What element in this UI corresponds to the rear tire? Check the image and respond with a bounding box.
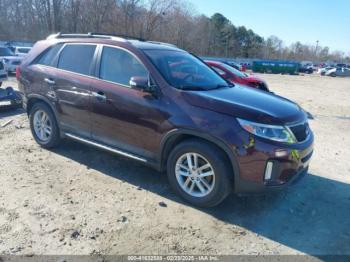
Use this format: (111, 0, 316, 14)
(167, 139, 232, 207)
(29, 102, 61, 148)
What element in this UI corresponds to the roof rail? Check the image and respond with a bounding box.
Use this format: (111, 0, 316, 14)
(146, 41, 177, 48)
(88, 32, 145, 41)
(46, 32, 145, 42)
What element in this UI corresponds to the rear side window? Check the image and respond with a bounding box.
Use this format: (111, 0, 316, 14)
(37, 43, 64, 66)
(58, 44, 96, 75)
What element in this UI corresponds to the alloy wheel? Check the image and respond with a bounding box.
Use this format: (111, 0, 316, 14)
(33, 110, 52, 142)
(175, 152, 215, 197)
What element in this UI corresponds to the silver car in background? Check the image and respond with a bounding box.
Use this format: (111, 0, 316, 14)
(325, 67, 350, 77)
(0, 46, 23, 74)
(14, 46, 31, 57)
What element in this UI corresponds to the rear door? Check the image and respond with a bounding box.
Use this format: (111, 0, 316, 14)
(37, 43, 97, 138)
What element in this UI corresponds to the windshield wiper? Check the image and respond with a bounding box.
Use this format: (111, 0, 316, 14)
(177, 86, 209, 91)
(177, 83, 234, 91)
(214, 83, 234, 89)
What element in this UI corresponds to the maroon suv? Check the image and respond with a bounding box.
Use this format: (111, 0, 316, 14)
(17, 33, 314, 207)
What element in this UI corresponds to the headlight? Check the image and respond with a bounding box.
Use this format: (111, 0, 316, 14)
(3, 58, 9, 64)
(237, 118, 296, 144)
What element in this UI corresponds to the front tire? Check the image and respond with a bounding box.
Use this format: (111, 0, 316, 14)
(167, 139, 232, 207)
(29, 102, 61, 148)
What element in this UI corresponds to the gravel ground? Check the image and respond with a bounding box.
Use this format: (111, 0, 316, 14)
(0, 74, 349, 256)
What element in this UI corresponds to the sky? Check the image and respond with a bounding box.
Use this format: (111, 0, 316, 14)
(189, 0, 350, 54)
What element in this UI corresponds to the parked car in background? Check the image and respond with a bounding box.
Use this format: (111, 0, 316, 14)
(0, 46, 23, 74)
(298, 64, 314, 74)
(224, 61, 242, 71)
(205, 60, 269, 91)
(318, 66, 335, 75)
(14, 46, 32, 57)
(0, 60, 8, 86)
(325, 67, 350, 77)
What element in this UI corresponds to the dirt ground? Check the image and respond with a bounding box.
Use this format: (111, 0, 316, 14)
(0, 74, 350, 256)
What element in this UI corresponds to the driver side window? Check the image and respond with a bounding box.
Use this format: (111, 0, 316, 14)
(99, 46, 148, 87)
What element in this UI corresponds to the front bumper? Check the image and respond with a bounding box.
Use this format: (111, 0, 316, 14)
(234, 132, 314, 195)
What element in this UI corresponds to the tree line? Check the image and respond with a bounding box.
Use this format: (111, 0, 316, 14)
(0, 0, 348, 63)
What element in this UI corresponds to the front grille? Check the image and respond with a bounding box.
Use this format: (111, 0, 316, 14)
(11, 61, 21, 65)
(289, 122, 309, 142)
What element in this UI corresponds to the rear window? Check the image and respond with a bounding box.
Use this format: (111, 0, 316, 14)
(37, 43, 64, 66)
(58, 44, 96, 75)
(17, 48, 30, 54)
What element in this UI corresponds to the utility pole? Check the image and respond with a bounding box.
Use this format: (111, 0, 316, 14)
(315, 40, 319, 60)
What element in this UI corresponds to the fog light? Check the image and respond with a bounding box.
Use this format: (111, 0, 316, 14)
(264, 161, 273, 180)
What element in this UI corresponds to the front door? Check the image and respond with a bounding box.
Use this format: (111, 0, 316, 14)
(89, 46, 166, 160)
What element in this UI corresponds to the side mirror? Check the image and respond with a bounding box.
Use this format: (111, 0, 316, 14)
(129, 76, 149, 90)
(129, 76, 157, 95)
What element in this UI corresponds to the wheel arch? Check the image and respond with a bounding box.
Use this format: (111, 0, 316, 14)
(27, 94, 58, 116)
(159, 129, 240, 182)
(26, 94, 61, 132)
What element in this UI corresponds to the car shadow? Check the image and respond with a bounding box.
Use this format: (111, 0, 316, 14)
(51, 139, 350, 256)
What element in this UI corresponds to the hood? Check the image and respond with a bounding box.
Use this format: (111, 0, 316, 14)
(183, 85, 306, 125)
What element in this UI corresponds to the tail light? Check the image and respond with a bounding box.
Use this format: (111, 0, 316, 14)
(16, 66, 21, 80)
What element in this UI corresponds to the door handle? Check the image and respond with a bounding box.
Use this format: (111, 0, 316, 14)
(44, 78, 55, 85)
(92, 91, 107, 102)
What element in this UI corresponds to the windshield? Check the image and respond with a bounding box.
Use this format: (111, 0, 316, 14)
(0, 47, 15, 56)
(144, 50, 228, 90)
(220, 63, 247, 78)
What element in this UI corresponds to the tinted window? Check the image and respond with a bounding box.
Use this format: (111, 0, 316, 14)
(0, 47, 14, 56)
(17, 48, 30, 54)
(99, 46, 148, 86)
(58, 44, 96, 75)
(37, 43, 64, 66)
